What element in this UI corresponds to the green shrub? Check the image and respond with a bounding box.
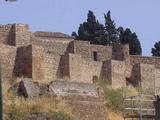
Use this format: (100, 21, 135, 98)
(106, 87, 123, 111)
(95, 80, 123, 112)
(5, 105, 26, 120)
(51, 111, 70, 120)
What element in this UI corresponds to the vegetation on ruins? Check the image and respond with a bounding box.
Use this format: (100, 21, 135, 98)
(151, 41, 160, 56)
(3, 81, 75, 120)
(118, 27, 142, 55)
(72, 10, 142, 55)
(104, 11, 119, 44)
(95, 80, 124, 112)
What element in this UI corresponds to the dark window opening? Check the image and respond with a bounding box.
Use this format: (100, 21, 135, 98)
(93, 51, 98, 61)
(126, 77, 135, 87)
(93, 76, 98, 83)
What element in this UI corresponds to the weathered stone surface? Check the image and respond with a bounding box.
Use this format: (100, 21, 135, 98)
(0, 44, 16, 81)
(49, 80, 99, 99)
(26, 113, 50, 120)
(0, 23, 160, 95)
(18, 78, 40, 98)
(49, 80, 106, 120)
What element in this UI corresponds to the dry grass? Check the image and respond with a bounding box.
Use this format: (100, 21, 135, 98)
(3, 81, 74, 120)
(107, 110, 123, 120)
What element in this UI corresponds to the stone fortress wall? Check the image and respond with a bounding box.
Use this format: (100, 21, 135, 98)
(1, 23, 160, 120)
(0, 23, 160, 93)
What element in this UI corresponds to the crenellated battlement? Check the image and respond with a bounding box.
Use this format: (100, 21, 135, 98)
(34, 31, 74, 39)
(0, 24, 13, 32)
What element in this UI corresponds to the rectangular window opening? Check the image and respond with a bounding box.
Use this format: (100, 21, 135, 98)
(93, 51, 98, 61)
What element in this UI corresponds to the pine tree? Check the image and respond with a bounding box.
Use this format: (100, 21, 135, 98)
(104, 11, 119, 44)
(151, 41, 160, 56)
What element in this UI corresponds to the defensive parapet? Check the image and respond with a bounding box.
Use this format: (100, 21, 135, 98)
(0, 23, 31, 47)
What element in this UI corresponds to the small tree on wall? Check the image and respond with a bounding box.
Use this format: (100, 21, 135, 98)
(151, 41, 160, 56)
(118, 27, 142, 55)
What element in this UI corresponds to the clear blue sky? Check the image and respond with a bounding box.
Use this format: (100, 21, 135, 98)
(0, 0, 160, 56)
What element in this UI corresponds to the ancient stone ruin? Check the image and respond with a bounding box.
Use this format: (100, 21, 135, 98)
(0, 23, 160, 91)
(0, 23, 160, 119)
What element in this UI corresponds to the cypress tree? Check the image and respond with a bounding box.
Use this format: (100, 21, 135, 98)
(119, 27, 142, 55)
(76, 10, 106, 44)
(104, 11, 119, 44)
(130, 33, 142, 55)
(151, 41, 160, 56)
(78, 24, 89, 41)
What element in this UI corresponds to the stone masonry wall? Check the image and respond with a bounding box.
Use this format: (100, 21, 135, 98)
(90, 44, 112, 61)
(14, 24, 31, 47)
(42, 54, 61, 83)
(32, 44, 63, 83)
(73, 40, 92, 60)
(130, 55, 160, 68)
(0, 24, 15, 45)
(31, 35, 71, 55)
(49, 81, 107, 120)
(32, 45, 45, 82)
(112, 44, 130, 62)
(68, 54, 103, 83)
(0, 44, 16, 81)
(139, 64, 156, 94)
(155, 69, 160, 93)
(0, 23, 159, 94)
(0, 24, 31, 47)
(14, 45, 32, 78)
(73, 40, 112, 61)
(31, 35, 72, 83)
(34, 31, 74, 39)
(32, 45, 61, 83)
(110, 60, 126, 89)
(100, 60, 112, 83)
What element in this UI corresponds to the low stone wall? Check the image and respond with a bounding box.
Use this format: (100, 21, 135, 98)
(49, 80, 107, 120)
(32, 36, 72, 55)
(34, 31, 74, 39)
(130, 55, 160, 68)
(49, 80, 99, 98)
